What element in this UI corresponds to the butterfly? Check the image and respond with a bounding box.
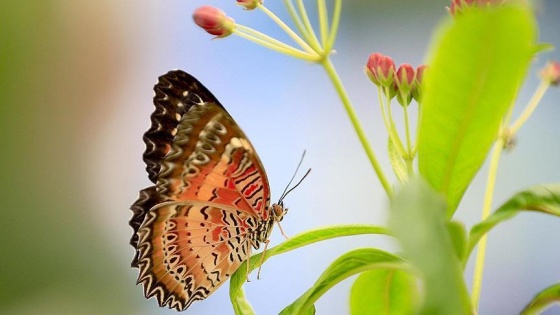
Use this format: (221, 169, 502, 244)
(129, 70, 288, 311)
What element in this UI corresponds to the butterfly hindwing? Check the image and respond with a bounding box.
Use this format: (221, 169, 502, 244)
(136, 202, 254, 310)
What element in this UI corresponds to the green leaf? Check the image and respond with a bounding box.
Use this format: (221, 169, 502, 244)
(418, 5, 538, 217)
(467, 184, 560, 259)
(389, 177, 472, 314)
(388, 137, 408, 183)
(229, 225, 391, 314)
(280, 248, 408, 315)
(447, 220, 468, 264)
(521, 283, 560, 315)
(230, 287, 256, 315)
(350, 269, 418, 315)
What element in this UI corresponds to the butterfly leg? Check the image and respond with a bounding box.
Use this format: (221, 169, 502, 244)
(276, 221, 289, 239)
(245, 239, 252, 282)
(256, 239, 270, 280)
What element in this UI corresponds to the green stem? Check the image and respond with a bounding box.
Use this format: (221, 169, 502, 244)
(509, 80, 549, 136)
(402, 103, 414, 174)
(411, 102, 420, 157)
(377, 87, 405, 158)
(283, 0, 309, 41)
(326, 0, 341, 53)
(385, 90, 405, 155)
(234, 26, 319, 61)
(471, 135, 505, 310)
(294, 0, 323, 52)
(402, 103, 413, 156)
(316, 0, 329, 47)
(322, 58, 392, 196)
(258, 4, 315, 54)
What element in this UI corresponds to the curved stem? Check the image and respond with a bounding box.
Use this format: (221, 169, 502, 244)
(294, 0, 323, 52)
(411, 103, 421, 157)
(403, 104, 413, 156)
(402, 104, 414, 173)
(385, 91, 405, 155)
(234, 26, 319, 61)
(258, 4, 315, 54)
(316, 0, 329, 47)
(326, 0, 341, 53)
(283, 0, 308, 40)
(321, 58, 393, 196)
(471, 135, 504, 310)
(509, 80, 549, 136)
(378, 87, 405, 158)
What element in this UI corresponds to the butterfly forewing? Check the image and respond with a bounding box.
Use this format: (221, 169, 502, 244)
(130, 70, 273, 311)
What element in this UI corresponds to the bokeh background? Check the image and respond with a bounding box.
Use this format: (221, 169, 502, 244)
(1, 0, 559, 314)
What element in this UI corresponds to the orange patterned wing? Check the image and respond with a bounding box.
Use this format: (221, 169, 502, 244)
(130, 70, 272, 311)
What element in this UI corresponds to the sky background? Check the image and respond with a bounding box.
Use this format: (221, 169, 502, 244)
(1, 1, 560, 314)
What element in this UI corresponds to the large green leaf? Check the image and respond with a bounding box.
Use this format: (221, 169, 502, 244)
(521, 283, 560, 315)
(280, 248, 408, 315)
(350, 269, 418, 315)
(389, 177, 472, 314)
(466, 184, 560, 260)
(447, 220, 468, 264)
(418, 5, 538, 217)
(229, 225, 391, 314)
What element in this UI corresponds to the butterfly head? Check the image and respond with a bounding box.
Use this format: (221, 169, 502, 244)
(271, 201, 288, 222)
(254, 202, 287, 244)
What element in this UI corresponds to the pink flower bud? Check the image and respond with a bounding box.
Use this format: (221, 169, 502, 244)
(366, 53, 396, 87)
(395, 64, 416, 107)
(193, 6, 235, 38)
(415, 65, 427, 85)
(396, 64, 415, 89)
(448, 0, 503, 16)
(237, 0, 262, 10)
(540, 61, 560, 86)
(412, 65, 428, 102)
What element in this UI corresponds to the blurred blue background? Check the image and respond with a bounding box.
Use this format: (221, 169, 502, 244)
(1, 0, 559, 314)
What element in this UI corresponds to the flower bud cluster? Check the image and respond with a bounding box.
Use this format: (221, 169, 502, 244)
(448, 0, 504, 16)
(366, 53, 427, 106)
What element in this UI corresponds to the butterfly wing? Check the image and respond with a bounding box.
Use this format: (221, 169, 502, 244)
(130, 70, 222, 264)
(130, 70, 271, 311)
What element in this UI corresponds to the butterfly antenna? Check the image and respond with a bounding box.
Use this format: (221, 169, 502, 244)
(278, 151, 311, 204)
(279, 168, 311, 204)
(278, 150, 306, 202)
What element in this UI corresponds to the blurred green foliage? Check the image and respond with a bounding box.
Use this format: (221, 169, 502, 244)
(0, 2, 137, 314)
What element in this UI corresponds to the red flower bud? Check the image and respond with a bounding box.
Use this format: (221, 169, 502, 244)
(366, 53, 396, 87)
(237, 0, 262, 10)
(193, 6, 235, 38)
(448, 0, 503, 16)
(395, 64, 416, 107)
(412, 65, 428, 102)
(396, 64, 415, 89)
(415, 65, 427, 85)
(540, 61, 560, 86)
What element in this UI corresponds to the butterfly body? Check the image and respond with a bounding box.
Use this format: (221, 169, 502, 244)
(130, 70, 283, 311)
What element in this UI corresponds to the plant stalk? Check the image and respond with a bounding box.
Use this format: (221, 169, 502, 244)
(471, 136, 505, 310)
(321, 58, 393, 196)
